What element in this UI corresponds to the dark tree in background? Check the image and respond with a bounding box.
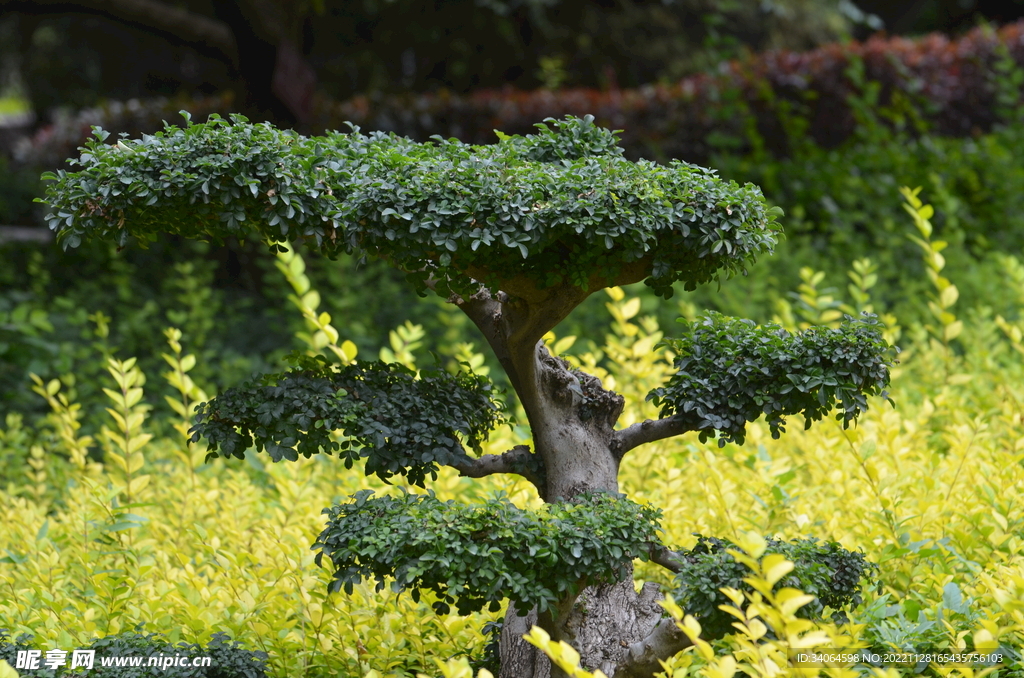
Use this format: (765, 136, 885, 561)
(0, 0, 316, 126)
(856, 0, 1024, 34)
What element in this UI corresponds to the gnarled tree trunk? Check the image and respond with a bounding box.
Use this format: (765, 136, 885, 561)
(446, 280, 695, 677)
(485, 331, 689, 677)
(500, 574, 677, 678)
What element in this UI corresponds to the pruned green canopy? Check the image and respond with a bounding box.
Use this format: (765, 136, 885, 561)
(649, 313, 895, 446)
(313, 489, 662, 616)
(190, 357, 507, 487)
(41, 113, 781, 298)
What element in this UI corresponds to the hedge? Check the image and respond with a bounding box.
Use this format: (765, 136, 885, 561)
(12, 22, 1024, 171)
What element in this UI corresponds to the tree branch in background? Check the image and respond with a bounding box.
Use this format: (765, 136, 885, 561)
(0, 226, 54, 243)
(0, 0, 238, 65)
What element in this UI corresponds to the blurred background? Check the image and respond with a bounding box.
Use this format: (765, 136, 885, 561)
(3, 0, 1024, 427)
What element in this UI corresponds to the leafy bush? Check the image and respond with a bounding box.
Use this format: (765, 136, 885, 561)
(710, 104, 1024, 310)
(41, 113, 780, 299)
(670, 535, 877, 640)
(650, 312, 894, 445)
(192, 358, 508, 486)
(314, 490, 661, 616)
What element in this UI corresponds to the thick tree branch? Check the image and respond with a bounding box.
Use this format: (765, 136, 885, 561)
(508, 287, 590, 358)
(449, 444, 544, 490)
(612, 413, 698, 458)
(1, 0, 238, 64)
(451, 287, 507, 352)
(438, 282, 526, 397)
(648, 544, 685, 574)
(486, 253, 653, 392)
(615, 617, 693, 678)
(462, 264, 590, 355)
(437, 274, 588, 419)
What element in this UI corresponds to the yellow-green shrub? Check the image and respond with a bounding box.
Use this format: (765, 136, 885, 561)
(0, 321, 522, 676)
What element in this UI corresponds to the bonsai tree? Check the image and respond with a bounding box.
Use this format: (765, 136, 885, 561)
(41, 114, 894, 677)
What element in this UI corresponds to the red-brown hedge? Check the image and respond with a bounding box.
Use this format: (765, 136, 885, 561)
(14, 22, 1024, 169)
(312, 21, 1024, 163)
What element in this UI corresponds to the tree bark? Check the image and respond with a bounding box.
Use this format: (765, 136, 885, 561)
(526, 345, 622, 501)
(458, 280, 691, 677)
(500, 602, 550, 678)
(496, 343, 684, 676)
(500, 570, 677, 678)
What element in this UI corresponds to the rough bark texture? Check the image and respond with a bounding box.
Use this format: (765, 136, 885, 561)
(457, 279, 691, 677)
(499, 572, 672, 678)
(500, 602, 549, 678)
(530, 348, 623, 501)
(492, 345, 685, 677)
